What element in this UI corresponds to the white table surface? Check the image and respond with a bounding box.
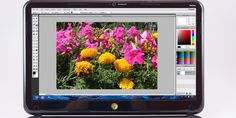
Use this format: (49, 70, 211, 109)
(0, 0, 236, 117)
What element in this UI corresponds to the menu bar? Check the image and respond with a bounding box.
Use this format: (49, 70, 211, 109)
(32, 8, 196, 14)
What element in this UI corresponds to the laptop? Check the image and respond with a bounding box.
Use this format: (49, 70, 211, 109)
(23, 0, 204, 117)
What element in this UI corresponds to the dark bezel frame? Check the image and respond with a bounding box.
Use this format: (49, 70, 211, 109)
(23, 0, 204, 115)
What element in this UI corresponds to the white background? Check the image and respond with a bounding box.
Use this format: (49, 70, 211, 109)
(0, 0, 236, 117)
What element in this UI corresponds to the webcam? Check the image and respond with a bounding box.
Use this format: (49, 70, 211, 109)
(112, 2, 116, 7)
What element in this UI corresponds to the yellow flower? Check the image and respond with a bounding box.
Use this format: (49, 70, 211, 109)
(108, 38, 113, 44)
(143, 40, 155, 54)
(119, 78, 135, 89)
(99, 34, 105, 40)
(80, 48, 98, 59)
(94, 36, 98, 41)
(74, 61, 93, 76)
(114, 59, 132, 73)
(98, 52, 116, 64)
(108, 38, 115, 48)
(152, 32, 158, 39)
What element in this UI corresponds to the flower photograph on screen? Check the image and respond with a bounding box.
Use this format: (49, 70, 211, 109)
(56, 22, 158, 89)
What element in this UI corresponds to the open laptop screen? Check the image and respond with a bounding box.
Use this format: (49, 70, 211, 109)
(31, 8, 197, 101)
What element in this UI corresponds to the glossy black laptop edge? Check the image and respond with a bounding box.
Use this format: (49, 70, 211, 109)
(23, 0, 204, 116)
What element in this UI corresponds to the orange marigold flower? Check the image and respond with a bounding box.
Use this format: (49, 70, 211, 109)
(114, 59, 132, 73)
(80, 48, 98, 59)
(74, 61, 93, 76)
(119, 78, 135, 89)
(98, 52, 116, 64)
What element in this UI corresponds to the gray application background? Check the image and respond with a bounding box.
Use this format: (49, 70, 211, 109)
(39, 15, 176, 95)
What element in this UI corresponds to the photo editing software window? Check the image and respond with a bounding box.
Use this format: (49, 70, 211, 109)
(31, 8, 196, 99)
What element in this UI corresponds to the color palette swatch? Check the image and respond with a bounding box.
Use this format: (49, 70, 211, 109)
(178, 30, 195, 45)
(191, 30, 195, 45)
(176, 51, 196, 64)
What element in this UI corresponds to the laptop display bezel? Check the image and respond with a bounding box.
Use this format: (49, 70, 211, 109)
(24, 1, 204, 115)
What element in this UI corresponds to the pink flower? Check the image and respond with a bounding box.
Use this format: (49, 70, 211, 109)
(86, 22, 93, 25)
(79, 23, 93, 41)
(113, 27, 125, 44)
(120, 43, 133, 54)
(98, 32, 110, 42)
(102, 40, 113, 49)
(75, 55, 81, 62)
(64, 29, 75, 39)
(56, 37, 78, 54)
(56, 23, 78, 54)
(56, 30, 64, 39)
(127, 26, 139, 37)
(99, 32, 114, 49)
(152, 55, 158, 70)
(85, 40, 98, 50)
(141, 31, 157, 51)
(120, 43, 137, 54)
(127, 26, 141, 41)
(124, 49, 145, 65)
(141, 31, 151, 44)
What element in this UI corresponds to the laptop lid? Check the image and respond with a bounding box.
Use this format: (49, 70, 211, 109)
(24, 0, 204, 115)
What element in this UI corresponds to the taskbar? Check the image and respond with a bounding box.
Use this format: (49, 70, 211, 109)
(32, 95, 196, 101)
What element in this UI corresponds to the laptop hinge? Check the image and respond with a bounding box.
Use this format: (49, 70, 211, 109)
(186, 113, 195, 118)
(33, 114, 42, 118)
